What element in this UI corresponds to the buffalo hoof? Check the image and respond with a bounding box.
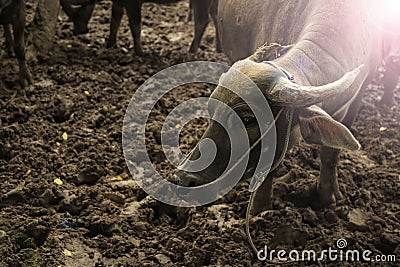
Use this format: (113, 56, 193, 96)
(134, 44, 143, 56)
(6, 48, 14, 58)
(248, 177, 274, 215)
(19, 68, 33, 88)
(188, 44, 198, 55)
(250, 197, 272, 216)
(312, 186, 340, 210)
(0, 80, 7, 91)
(105, 39, 117, 49)
(380, 93, 394, 107)
(19, 76, 33, 89)
(216, 42, 222, 53)
(185, 51, 197, 62)
(73, 23, 89, 35)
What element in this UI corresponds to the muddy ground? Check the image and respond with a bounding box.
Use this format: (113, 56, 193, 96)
(0, 1, 399, 266)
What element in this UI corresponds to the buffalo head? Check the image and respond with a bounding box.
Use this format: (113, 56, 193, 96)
(174, 58, 363, 202)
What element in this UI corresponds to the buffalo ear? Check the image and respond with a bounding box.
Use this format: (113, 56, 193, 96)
(298, 105, 360, 150)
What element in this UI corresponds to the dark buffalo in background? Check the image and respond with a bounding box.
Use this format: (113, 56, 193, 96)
(60, 0, 220, 55)
(59, 0, 96, 35)
(0, 0, 32, 87)
(381, 35, 400, 106)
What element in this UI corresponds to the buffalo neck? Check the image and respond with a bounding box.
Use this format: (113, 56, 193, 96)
(270, 0, 381, 87)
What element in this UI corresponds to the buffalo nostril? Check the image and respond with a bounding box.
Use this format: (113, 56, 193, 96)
(73, 25, 89, 35)
(173, 171, 206, 188)
(176, 186, 190, 198)
(170, 174, 184, 186)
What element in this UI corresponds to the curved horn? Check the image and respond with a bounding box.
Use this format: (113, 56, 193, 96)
(267, 64, 365, 107)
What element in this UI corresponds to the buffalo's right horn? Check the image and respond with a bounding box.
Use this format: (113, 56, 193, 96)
(267, 64, 365, 107)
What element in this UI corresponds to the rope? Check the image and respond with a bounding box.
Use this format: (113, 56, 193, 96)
(245, 108, 295, 265)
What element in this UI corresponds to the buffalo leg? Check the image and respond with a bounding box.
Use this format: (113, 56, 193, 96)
(78, 4, 96, 33)
(187, 0, 192, 22)
(381, 67, 397, 106)
(60, 0, 95, 35)
(317, 146, 341, 207)
(250, 176, 273, 215)
(12, 4, 32, 87)
(60, 0, 84, 34)
(189, 0, 211, 53)
(106, 1, 124, 48)
(125, 1, 143, 55)
(209, 0, 221, 52)
(3, 24, 14, 57)
(60, 0, 76, 20)
(316, 77, 371, 207)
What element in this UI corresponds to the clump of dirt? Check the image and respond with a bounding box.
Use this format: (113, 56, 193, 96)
(0, 0, 399, 266)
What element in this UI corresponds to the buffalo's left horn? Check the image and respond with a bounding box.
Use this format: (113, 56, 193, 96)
(267, 64, 365, 107)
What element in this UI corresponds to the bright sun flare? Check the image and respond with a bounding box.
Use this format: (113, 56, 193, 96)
(373, 0, 400, 33)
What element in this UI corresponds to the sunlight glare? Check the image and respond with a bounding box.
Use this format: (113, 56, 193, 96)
(375, 0, 400, 34)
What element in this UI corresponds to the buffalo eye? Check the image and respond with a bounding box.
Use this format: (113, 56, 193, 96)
(242, 116, 257, 128)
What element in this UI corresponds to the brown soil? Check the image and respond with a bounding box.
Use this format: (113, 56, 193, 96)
(0, 1, 399, 266)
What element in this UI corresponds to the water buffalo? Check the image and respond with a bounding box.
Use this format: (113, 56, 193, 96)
(60, 0, 220, 55)
(381, 35, 400, 106)
(175, 0, 386, 214)
(381, 55, 399, 106)
(59, 0, 96, 36)
(0, 0, 32, 87)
